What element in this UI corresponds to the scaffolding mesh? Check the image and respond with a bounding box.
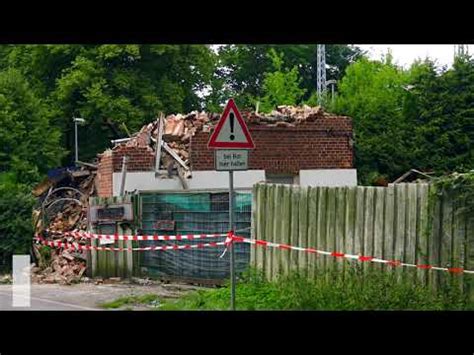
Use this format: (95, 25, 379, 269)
(139, 191, 252, 281)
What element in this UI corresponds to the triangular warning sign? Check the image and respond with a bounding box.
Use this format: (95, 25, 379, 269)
(208, 99, 255, 149)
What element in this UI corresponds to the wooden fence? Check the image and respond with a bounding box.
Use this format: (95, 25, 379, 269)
(250, 183, 474, 296)
(88, 195, 139, 278)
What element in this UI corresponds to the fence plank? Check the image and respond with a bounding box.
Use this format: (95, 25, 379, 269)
(363, 188, 375, 273)
(373, 187, 385, 271)
(416, 184, 430, 285)
(256, 184, 266, 274)
(326, 187, 337, 271)
(298, 187, 309, 275)
(353, 187, 365, 259)
(393, 184, 407, 281)
(281, 185, 292, 276)
(290, 186, 300, 272)
(264, 184, 275, 280)
(250, 184, 258, 268)
(383, 186, 395, 263)
(345, 187, 356, 256)
(452, 193, 465, 292)
(308, 187, 318, 278)
(317, 187, 327, 272)
(405, 183, 418, 281)
(394, 184, 407, 264)
(429, 185, 442, 292)
(440, 191, 453, 289)
(335, 187, 346, 272)
(272, 184, 283, 279)
(344, 187, 357, 273)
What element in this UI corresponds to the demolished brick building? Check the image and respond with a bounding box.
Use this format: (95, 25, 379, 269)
(96, 105, 356, 197)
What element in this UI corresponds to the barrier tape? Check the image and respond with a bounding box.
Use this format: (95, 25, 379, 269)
(227, 235, 474, 275)
(42, 229, 228, 241)
(36, 230, 474, 275)
(34, 237, 226, 252)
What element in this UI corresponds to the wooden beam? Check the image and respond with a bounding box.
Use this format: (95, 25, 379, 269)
(162, 141, 189, 171)
(155, 114, 164, 176)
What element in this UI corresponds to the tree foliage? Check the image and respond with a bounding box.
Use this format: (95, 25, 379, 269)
(332, 53, 474, 184)
(331, 55, 412, 183)
(258, 49, 306, 113)
(0, 68, 64, 184)
(0, 44, 216, 163)
(0, 175, 35, 270)
(214, 44, 364, 109)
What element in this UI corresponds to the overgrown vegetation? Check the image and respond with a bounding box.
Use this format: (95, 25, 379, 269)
(0, 176, 35, 271)
(159, 268, 473, 310)
(100, 293, 161, 309)
(430, 171, 474, 218)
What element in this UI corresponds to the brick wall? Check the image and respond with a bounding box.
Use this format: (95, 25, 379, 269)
(96, 145, 156, 197)
(190, 116, 354, 174)
(95, 115, 354, 197)
(96, 150, 113, 197)
(111, 145, 155, 172)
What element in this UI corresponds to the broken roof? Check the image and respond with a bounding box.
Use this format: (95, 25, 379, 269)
(108, 105, 347, 172)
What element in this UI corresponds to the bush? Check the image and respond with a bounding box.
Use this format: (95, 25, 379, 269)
(159, 266, 473, 310)
(0, 177, 35, 271)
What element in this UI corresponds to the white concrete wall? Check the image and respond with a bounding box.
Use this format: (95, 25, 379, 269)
(113, 170, 266, 195)
(299, 169, 357, 187)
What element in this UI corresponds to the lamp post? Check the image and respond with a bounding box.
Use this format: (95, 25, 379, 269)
(73, 117, 86, 164)
(326, 80, 337, 105)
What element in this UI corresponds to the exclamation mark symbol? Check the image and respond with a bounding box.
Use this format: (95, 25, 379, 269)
(229, 112, 235, 140)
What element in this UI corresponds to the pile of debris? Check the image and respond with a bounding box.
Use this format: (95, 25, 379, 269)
(112, 105, 333, 169)
(31, 164, 96, 285)
(246, 105, 335, 127)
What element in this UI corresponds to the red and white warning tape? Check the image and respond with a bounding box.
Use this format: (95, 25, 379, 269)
(43, 229, 228, 241)
(225, 235, 474, 275)
(34, 237, 225, 252)
(36, 230, 474, 275)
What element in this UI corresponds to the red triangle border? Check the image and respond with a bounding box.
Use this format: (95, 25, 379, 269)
(207, 98, 255, 149)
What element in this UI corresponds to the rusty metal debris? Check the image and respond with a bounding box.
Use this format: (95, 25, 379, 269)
(32, 166, 95, 285)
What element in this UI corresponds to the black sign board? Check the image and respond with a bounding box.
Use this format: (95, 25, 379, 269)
(97, 206, 125, 220)
(155, 220, 175, 231)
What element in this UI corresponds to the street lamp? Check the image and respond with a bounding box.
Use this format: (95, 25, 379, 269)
(326, 80, 337, 105)
(73, 117, 86, 164)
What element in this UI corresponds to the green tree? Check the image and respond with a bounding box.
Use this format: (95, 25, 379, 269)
(258, 49, 306, 112)
(0, 44, 216, 163)
(332, 54, 413, 184)
(213, 44, 365, 109)
(0, 68, 64, 184)
(406, 55, 474, 173)
(0, 175, 35, 271)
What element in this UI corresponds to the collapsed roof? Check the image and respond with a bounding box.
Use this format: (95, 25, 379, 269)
(109, 105, 345, 172)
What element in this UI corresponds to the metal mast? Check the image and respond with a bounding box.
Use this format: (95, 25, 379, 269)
(317, 44, 327, 106)
(454, 45, 469, 58)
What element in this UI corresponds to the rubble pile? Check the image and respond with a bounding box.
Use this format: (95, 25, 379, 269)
(113, 105, 332, 166)
(32, 166, 95, 285)
(246, 105, 335, 127)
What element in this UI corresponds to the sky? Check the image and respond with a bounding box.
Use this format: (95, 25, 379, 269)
(356, 45, 473, 69)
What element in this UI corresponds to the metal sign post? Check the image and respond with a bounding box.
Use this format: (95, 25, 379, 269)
(207, 98, 255, 311)
(229, 170, 236, 310)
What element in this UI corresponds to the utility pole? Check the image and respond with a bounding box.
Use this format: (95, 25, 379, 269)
(72, 117, 86, 164)
(317, 44, 327, 106)
(454, 45, 469, 59)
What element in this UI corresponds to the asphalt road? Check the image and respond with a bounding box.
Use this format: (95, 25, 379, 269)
(0, 282, 198, 310)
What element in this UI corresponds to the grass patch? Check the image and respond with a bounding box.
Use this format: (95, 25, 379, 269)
(100, 293, 160, 309)
(159, 267, 474, 310)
